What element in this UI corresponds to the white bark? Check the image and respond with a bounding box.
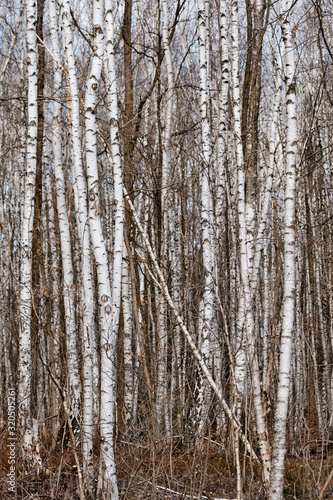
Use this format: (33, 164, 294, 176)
(18, 0, 38, 464)
(197, 0, 215, 435)
(269, 0, 298, 495)
(60, 0, 95, 481)
(216, 0, 229, 231)
(96, 2, 123, 497)
(84, 0, 108, 489)
(155, 0, 175, 438)
(251, 51, 282, 288)
(231, 0, 271, 483)
(49, 0, 81, 415)
(262, 243, 270, 384)
(122, 244, 134, 424)
(45, 160, 62, 439)
(170, 196, 182, 429)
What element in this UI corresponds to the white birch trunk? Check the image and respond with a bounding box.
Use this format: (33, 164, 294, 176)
(262, 243, 270, 385)
(60, 0, 95, 481)
(251, 52, 282, 287)
(170, 196, 182, 430)
(216, 0, 229, 231)
(154, 0, 175, 438)
(45, 161, 62, 440)
(83, 0, 107, 489)
(49, 0, 81, 416)
(294, 254, 304, 432)
(96, 2, 123, 497)
(197, 0, 215, 436)
(231, 0, 271, 483)
(122, 244, 134, 424)
(214, 0, 229, 432)
(18, 0, 40, 468)
(269, 0, 298, 494)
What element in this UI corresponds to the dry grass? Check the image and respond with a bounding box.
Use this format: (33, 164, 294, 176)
(1, 427, 333, 499)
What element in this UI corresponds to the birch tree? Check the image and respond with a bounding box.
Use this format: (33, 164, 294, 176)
(49, 0, 81, 416)
(2, 0, 333, 497)
(231, 0, 271, 484)
(95, 1, 124, 497)
(18, 0, 41, 469)
(197, 0, 216, 436)
(269, 0, 298, 495)
(60, 0, 96, 485)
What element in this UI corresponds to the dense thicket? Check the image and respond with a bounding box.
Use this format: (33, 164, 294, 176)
(1, 0, 333, 498)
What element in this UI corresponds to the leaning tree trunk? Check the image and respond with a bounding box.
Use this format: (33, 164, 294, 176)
(155, 0, 175, 439)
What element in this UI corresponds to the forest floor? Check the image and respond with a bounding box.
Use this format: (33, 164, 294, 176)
(1, 433, 333, 499)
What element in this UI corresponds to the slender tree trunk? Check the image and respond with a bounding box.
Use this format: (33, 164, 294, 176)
(269, 0, 298, 494)
(122, 244, 134, 424)
(60, 0, 95, 486)
(18, 0, 42, 470)
(96, 3, 124, 497)
(231, 0, 271, 484)
(30, 0, 44, 445)
(49, 0, 81, 416)
(197, 0, 215, 438)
